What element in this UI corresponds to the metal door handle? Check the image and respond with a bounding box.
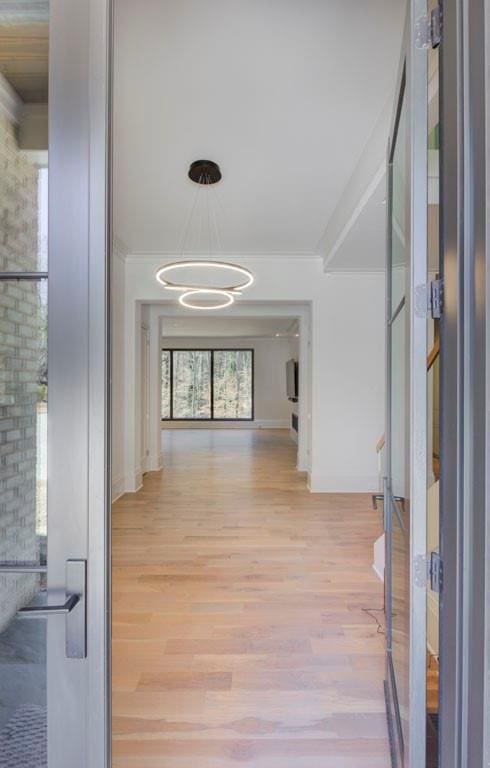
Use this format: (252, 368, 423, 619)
(15, 560, 87, 659)
(0, 563, 47, 573)
(18, 593, 80, 617)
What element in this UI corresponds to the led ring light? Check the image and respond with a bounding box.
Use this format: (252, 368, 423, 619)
(155, 162, 255, 310)
(179, 289, 235, 310)
(155, 260, 254, 293)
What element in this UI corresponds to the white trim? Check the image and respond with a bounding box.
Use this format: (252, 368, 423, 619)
(289, 427, 298, 443)
(0, 72, 23, 124)
(130, 469, 143, 493)
(124, 252, 322, 264)
(324, 265, 386, 275)
(373, 533, 385, 583)
(323, 162, 386, 270)
(162, 334, 300, 341)
(20, 149, 48, 167)
(162, 419, 290, 430)
(307, 472, 380, 493)
(111, 474, 125, 503)
(147, 450, 164, 472)
(372, 563, 385, 581)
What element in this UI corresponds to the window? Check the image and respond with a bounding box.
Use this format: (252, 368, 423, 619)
(161, 349, 254, 420)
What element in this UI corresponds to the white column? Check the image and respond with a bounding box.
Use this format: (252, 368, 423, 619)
(148, 307, 163, 471)
(123, 298, 142, 492)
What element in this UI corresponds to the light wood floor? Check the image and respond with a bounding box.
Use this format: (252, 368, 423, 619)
(112, 429, 389, 767)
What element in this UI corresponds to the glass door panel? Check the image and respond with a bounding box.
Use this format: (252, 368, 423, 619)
(426, 3, 441, 762)
(0, 280, 48, 760)
(0, 3, 49, 755)
(387, 77, 411, 756)
(390, 297, 409, 743)
(385, 3, 428, 765)
(0, 2, 109, 765)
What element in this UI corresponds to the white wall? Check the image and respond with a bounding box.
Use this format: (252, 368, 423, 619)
(160, 336, 294, 429)
(117, 255, 385, 494)
(308, 272, 385, 491)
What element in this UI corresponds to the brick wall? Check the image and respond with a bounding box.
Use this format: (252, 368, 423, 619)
(0, 113, 43, 631)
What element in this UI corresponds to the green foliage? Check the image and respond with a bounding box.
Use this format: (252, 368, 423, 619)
(161, 349, 252, 419)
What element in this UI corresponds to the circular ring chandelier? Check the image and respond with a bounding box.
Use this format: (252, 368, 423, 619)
(179, 289, 235, 310)
(156, 260, 254, 293)
(155, 161, 254, 310)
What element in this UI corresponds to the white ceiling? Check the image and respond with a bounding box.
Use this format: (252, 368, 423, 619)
(113, 0, 405, 258)
(161, 315, 298, 338)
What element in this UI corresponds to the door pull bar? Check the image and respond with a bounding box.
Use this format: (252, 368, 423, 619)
(18, 593, 80, 617)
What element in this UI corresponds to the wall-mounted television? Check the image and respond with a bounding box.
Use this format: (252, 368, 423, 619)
(286, 359, 298, 402)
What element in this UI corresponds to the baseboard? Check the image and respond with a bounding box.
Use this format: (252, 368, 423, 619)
(289, 427, 298, 444)
(297, 453, 309, 472)
(162, 419, 289, 430)
(111, 473, 125, 503)
(148, 451, 164, 472)
(121, 469, 143, 495)
(307, 472, 380, 493)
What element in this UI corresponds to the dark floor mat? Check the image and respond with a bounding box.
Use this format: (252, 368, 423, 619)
(0, 705, 47, 768)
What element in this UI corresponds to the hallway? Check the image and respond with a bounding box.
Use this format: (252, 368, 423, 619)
(112, 430, 389, 767)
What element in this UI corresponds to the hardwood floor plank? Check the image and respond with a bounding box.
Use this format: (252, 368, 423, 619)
(112, 429, 388, 767)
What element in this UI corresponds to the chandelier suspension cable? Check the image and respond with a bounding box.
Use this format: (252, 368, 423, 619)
(179, 172, 204, 256)
(206, 173, 213, 257)
(210, 186, 224, 266)
(155, 160, 254, 308)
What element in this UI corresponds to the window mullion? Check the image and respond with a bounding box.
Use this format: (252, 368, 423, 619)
(170, 350, 174, 420)
(210, 350, 214, 420)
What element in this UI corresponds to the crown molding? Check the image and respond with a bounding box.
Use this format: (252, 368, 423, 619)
(324, 265, 386, 275)
(124, 251, 322, 264)
(160, 334, 298, 341)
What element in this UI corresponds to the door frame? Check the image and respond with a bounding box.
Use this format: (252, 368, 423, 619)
(141, 324, 150, 472)
(439, 0, 489, 765)
(49, 1, 111, 765)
